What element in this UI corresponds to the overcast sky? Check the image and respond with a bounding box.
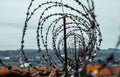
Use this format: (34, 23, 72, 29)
(0, 0, 120, 50)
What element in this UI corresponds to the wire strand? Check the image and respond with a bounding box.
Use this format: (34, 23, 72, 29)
(61, 0, 65, 14)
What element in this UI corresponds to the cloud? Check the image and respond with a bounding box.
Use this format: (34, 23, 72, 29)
(0, 0, 120, 50)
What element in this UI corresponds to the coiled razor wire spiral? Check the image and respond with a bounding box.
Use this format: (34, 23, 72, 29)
(20, 0, 102, 70)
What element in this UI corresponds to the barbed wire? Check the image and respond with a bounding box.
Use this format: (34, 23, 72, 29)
(20, 0, 102, 74)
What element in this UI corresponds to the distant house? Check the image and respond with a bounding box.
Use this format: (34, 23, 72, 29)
(20, 63, 30, 68)
(3, 57, 10, 60)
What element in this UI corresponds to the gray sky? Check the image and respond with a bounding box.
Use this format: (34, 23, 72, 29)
(0, 0, 120, 50)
